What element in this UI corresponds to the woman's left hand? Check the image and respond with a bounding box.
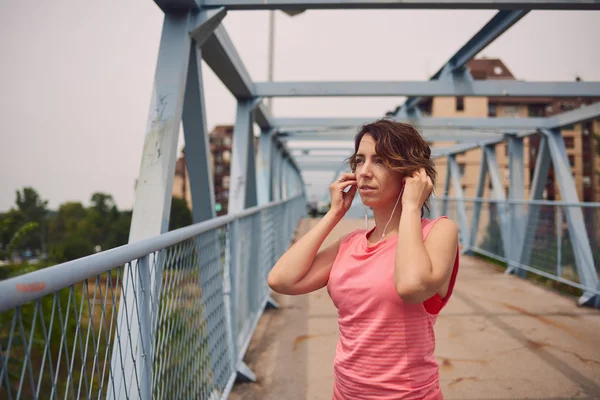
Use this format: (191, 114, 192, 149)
(402, 168, 433, 211)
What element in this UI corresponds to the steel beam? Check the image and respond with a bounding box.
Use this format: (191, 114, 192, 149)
(182, 46, 217, 223)
(109, 11, 198, 400)
(257, 131, 274, 205)
(229, 100, 258, 213)
(272, 148, 283, 200)
(540, 128, 599, 306)
(199, 0, 600, 10)
(285, 132, 502, 142)
(441, 160, 451, 216)
(468, 148, 488, 251)
(484, 145, 511, 259)
(448, 155, 470, 248)
(274, 116, 546, 130)
(155, 0, 200, 11)
(294, 156, 348, 165)
(400, 10, 528, 112)
(506, 135, 526, 277)
(298, 162, 350, 171)
(189, 7, 227, 45)
(201, 25, 272, 130)
(255, 80, 600, 98)
(513, 136, 550, 275)
(547, 101, 600, 129)
(430, 130, 539, 158)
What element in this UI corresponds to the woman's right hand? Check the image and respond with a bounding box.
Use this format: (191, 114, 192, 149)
(329, 172, 358, 218)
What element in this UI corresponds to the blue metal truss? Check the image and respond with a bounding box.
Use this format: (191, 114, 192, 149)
(197, 1, 600, 10)
(117, 2, 600, 390)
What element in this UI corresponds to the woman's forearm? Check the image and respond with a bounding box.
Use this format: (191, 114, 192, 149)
(268, 210, 342, 289)
(394, 207, 433, 301)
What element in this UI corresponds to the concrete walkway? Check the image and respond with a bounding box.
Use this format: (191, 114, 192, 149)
(229, 219, 600, 400)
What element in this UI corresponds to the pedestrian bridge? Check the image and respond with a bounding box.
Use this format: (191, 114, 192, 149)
(1, 1, 600, 399)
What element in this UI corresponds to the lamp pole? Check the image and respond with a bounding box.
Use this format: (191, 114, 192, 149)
(267, 10, 276, 113)
(266, 9, 305, 114)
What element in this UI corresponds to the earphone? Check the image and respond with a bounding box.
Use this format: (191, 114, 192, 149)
(364, 184, 405, 242)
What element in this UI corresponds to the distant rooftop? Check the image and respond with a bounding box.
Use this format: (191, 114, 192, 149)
(467, 58, 515, 80)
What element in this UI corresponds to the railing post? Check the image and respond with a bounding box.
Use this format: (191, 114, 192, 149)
(557, 205, 563, 278)
(507, 134, 526, 277)
(470, 148, 488, 252)
(137, 255, 153, 400)
(540, 128, 599, 306)
(224, 220, 238, 371)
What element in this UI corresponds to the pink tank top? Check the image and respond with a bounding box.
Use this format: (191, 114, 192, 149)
(327, 217, 459, 400)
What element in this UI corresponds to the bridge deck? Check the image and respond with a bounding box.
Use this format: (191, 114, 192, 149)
(230, 218, 600, 400)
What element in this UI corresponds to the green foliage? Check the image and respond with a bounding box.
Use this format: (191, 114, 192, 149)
(169, 196, 192, 231)
(50, 234, 96, 263)
(6, 221, 40, 257)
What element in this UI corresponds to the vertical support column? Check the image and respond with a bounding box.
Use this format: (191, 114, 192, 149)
(469, 148, 488, 252)
(448, 155, 470, 250)
(541, 128, 599, 307)
(507, 135, 526, 277)
(271, 146, 282, 201)
(182, 45, 216, 223)
(109, 12, 193, 400)
(281, 157, 288, 200)
(257, 131, 274, 205)
(227, 99, 261, 381)
(484, 145, 510, 260)
(515, 136, 551, 274)
(441, 158, 451, 217)
(229, 100, 258, 213)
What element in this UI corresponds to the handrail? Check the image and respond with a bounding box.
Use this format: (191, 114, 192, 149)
(0, 195, 304, 313)
(434, 196, 600, 207)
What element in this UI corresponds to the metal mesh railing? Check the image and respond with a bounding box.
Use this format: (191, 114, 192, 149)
(0, 195, 306, 400)
(440, 197, 600, 296)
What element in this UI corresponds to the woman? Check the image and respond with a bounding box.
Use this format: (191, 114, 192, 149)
(268, 119, 460, 400)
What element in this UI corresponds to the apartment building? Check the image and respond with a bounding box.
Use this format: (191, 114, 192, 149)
(415, 58, 600, 202)
(172, 125, 234, 216)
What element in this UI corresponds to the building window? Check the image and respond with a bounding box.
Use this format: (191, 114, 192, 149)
(568, 155, 575, 168)
(488, 104, 496, 117)
(223, 136, 232, 146)
(528, 104, 545, 117)
(563, 137, 575, 149)
(503, 105, 520, 117)
(562, 124, 575, 131)
(223, 176, 230, 189)
(223, 150, 231, 162)
(456, 97, 464, 112)
(458, 163, 466, 177)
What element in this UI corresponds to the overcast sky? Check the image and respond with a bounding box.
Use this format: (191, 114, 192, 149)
(1, 1, 599, 210)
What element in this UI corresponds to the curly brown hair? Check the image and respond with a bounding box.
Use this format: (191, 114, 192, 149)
(348, 118, 437, 215)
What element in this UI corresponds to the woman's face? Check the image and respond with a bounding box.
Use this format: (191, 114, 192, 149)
(354, 134, 404, 208)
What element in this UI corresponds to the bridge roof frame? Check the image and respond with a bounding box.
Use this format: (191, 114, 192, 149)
(155, 0, 600, 172)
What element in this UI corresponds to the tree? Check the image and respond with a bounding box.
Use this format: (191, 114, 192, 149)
(48, 202, 87, 242)
(1, 188, 48, 257)
(0, 219, 39, 261)
(104, 211, 132, 249)
(169, 197, 192, 231)
(15, 187, 48, 223)
(86, 193, 120, 251)
(50, 234, 95, 263)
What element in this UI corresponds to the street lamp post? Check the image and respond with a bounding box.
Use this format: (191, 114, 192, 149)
(266, 9, 305, 114)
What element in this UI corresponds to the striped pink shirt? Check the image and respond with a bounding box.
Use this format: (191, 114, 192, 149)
(327, 217, 459, 400)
